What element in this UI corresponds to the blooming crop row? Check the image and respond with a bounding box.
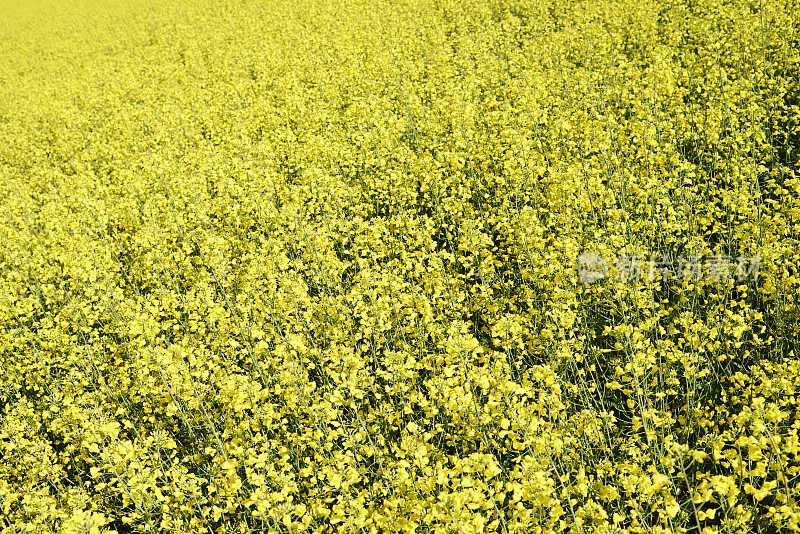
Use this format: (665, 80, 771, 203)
(0, 0, 798, 532)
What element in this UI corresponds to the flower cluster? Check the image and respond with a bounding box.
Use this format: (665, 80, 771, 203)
(0, 0, 799, 532)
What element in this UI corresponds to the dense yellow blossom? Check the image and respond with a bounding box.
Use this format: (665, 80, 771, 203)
(1, 0, 799, 532)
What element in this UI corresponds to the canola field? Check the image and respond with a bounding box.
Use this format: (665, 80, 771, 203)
(1, 0, 799, 532)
